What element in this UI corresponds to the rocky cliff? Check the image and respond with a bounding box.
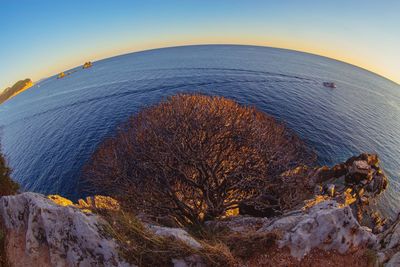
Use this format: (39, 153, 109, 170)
(0, 154, 399, 266)
(0, 79, 33, 104)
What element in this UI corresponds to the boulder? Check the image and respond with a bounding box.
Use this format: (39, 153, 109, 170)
(323, 184, 335, 197)
(258, 200, 376, 259)
(48, 194, 121, 212)
(345, 160, 371, 183)
(386, 252, 400, 267)
(376, 213, 400, 265)
(47, 194, 74, 206)
(0, 192, 131, 267)
(76, 195, 121, 211)
(147, 225, 202, 249)
(146, 225, 206, 267)
(239, 154, 387, 221)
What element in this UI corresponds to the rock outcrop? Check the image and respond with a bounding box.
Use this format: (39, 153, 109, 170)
(0, 153, 398, 266)
(0, 193, 208, 267)
(83, 62, 93, 69)
(240, 153, 389, 234)
(0, 193, 130, 267)
(48, 194, 121, 212)
(207, 154, 399, 265)
(57, 72, 66, 79)
(376, 213, 400, 265)
(266, 200, 376, 259)
(0, 78, 33, 104)
(209, 200, 377, 260)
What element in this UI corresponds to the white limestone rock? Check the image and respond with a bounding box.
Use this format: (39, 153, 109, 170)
(147, 224, 202, 249)
(386, 252, 400, 267)
(0, 192, 132, 267)
(376, 214, 400, 266)
(258, 200, 376, 259)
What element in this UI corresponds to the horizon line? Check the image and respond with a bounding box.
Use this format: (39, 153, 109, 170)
(6, 43, 400, 89)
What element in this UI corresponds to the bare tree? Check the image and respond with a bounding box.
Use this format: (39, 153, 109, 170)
(83, 94, 314, 226)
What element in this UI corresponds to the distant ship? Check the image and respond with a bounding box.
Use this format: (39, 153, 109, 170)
(323, 82, 336, 88)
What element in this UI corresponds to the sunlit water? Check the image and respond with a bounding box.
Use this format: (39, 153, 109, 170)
(1, 45, 399, 218)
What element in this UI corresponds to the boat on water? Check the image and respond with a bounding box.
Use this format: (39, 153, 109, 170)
(323, 82, 336, 88)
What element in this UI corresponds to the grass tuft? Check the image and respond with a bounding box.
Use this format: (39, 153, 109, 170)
(99, 210, 236, 267)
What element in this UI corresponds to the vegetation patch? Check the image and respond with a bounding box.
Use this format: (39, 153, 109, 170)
(83, 94, 315, 226)
(99, 210, 235, 267)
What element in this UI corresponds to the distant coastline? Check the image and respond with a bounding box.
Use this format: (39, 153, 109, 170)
(0, 78, 34, 104)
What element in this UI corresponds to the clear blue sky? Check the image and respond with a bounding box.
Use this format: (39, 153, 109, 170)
(1, 0, 399, 89)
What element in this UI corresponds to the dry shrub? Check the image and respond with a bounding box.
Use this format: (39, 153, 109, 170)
(83, 94, 314, 226)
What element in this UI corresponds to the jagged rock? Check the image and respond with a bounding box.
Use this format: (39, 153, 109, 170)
(306, 153, 389, 233)
(147, 225, 202, 249)
(318, 153, 387, 198)
(0, 192, 131, 267)
(346, 160, 371, 183)
(76, 195, 121, 211)
(314, 184, 323, 195)
(386, 252, 400, 267)
(145, 226, 207, 267)
(258, 200, 376, 259)
(57, 72, 66, 79)
(48, 194, 120, 212)
(239, 154, 387, 220)
(47, 194, 74, 206)
(83, 61, 93, 69)
(324, 184, 335, 197)
(376, 213, 400, 265)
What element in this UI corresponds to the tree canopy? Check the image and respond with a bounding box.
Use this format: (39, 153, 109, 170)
(83, 94, 314, 226)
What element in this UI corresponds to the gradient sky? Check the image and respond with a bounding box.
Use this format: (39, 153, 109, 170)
(1, 0, 399, 90)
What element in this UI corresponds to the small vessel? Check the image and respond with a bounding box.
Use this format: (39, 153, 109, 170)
(323, 82, 336, 88)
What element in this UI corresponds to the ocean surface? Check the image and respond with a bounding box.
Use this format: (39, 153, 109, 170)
(1, 45, 399, 218)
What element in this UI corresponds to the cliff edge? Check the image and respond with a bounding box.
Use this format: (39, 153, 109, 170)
(0, 154, 398, 266)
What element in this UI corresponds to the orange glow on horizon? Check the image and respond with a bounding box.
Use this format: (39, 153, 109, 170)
(33, 38, 400, 86)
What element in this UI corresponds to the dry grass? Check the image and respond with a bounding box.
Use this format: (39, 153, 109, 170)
(222, 231, 280, 260)
(0, 224, 9, 267)
(187, 222, 280, 261)
(99, 210, 236, 267)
